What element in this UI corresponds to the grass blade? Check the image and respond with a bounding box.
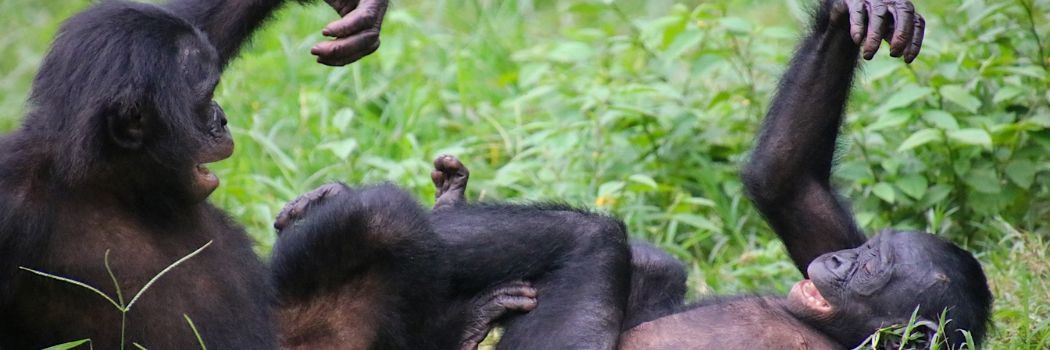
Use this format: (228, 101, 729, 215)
(125, 241, 213, 310)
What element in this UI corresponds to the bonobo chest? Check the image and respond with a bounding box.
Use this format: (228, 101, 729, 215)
(6, 204, 276, 349)
(620, 298, 839, 350)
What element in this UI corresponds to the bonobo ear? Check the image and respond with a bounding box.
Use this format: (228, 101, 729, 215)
(106, 108, 146, 149)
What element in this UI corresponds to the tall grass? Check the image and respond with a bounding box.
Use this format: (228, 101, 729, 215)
(0, 0, 1046, 347)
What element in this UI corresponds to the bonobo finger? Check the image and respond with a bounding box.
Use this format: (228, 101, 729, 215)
(431, 170, 444, 188)
(274, 183, 345, 231)
(323, 8, 376, 37)
(862, 0, 889, 59)
(312, 30, 380, 66)
(434, 154, 462, 173)
(325, 0, 387, 36)
(324, 0, 360, 16)
(887, 1, 915, 57)
(902, 15, 925, 63)
(846, 0, 868, 45)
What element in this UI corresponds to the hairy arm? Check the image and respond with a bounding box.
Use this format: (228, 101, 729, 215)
(742, 0, 924, 275)
(165, 0, 387, 67)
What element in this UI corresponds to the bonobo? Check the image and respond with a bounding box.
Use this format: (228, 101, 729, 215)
(273, 155, 633, 350)
(272, 181, 541, 350)
(619, 0, 992, 349)
(0, 0, 388, 348)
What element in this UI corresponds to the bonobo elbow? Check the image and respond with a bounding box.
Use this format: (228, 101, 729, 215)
(740, 157, 784, 208)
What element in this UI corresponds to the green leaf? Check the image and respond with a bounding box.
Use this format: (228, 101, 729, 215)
(939, 85, 981, 113)
(867, 110, 910, 131)
(872, 182, 896, 204)
(896, 175, 928, 200)
(992, 86, 1024, 104)
(898, 129, 943, 151)
(947, 128, 993, 148)
(319, 139, 359, 160)
(43, 339, 91, 350)
(1005, 160, 1037, 188)
(331, 108, 355, 131)
(663, 29, 702, 59)
(921, 110, 958, 130)
(964, 168, 1001, 194)
(628, 174, 659, 189)
(875, 85, 932, 114)
(719, 17, 753, 35)
(919, 185, 953, 208)
(598, 181, 625, 196)
(547, 41, 593, 63)
(674, 213, 721, 232)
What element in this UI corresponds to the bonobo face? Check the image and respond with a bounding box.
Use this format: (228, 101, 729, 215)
(790, 230, 957, 322)
(180, 35, 233, 201)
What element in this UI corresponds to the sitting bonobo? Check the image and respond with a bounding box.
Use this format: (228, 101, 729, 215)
(619, 0, 991, 349)
(0, 0, 389, 347)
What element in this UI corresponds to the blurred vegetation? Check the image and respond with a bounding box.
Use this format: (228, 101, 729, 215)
(0, 0, 1047, 348)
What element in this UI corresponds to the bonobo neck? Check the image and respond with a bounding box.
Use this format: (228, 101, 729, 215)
(780, 295, 861, 347)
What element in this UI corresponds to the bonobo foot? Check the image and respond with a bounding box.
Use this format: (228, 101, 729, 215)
(274, 183, 347, 232)
(432, 154, 470, 210)
(460, 281, 538, 350)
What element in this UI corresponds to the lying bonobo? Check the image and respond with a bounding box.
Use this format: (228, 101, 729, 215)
(622, 0, 991, 349)
(272, 155, 633, 350)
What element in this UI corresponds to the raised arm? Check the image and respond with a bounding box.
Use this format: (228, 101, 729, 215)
(741, 0, 925, 275)
(165, 0, 387, 67)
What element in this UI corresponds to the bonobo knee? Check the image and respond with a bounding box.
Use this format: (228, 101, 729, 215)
(554, 210, 625, 264)
(561, 211, 629, 256)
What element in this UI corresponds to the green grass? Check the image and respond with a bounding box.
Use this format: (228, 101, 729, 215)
(1, 0, 1047, 348)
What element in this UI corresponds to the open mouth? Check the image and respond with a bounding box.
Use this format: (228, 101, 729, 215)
(791, 279, 831, 311)
(194, 162, 220, 194)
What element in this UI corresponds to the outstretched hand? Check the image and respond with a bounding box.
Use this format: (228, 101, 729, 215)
(312, 0, 388, 66)
(829, 0, 925, 63)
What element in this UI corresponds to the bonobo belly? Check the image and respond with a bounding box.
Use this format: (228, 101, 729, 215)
(619, 299, 839, 349)
(8, 219, 275, 349)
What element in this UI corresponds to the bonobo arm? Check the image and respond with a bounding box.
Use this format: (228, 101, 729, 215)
(742, 0, 925, 276)
(165, 0, 387, 67)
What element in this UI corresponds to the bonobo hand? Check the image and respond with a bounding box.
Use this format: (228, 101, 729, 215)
(274, 183, 347, 232)
(828, 0, 925, 63)
(460, 281, 538, 350)
(312, 0, 389, 66)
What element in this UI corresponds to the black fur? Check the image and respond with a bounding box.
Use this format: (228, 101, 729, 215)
(0, 0, 311, 348)
(272, 184, 633, 350)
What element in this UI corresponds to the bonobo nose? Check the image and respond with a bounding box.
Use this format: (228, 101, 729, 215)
(210, 102, 228, 129)
(827, 254, 853, 278)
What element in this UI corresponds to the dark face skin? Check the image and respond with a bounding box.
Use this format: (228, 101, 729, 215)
(787, 230, 954, 330)
(174, 34, 234, 201)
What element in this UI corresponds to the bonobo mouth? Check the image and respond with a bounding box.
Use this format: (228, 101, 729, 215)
(194, 163, 220, 195)
(191, 139, 234, 200)
(789, 279, 831, 312)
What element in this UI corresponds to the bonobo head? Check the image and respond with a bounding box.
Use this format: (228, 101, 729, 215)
(787, 230, 992, 348)
(24, 1, 232, 203)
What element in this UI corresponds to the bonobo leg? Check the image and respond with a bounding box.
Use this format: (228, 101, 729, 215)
(272, 183, 450, 349)
(459, 281, 538, 350)
(428, 156, 631, 350)
(623, 240, 687, 330)
(434, 209, 631, 350)
(432, 154, 470, 210)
